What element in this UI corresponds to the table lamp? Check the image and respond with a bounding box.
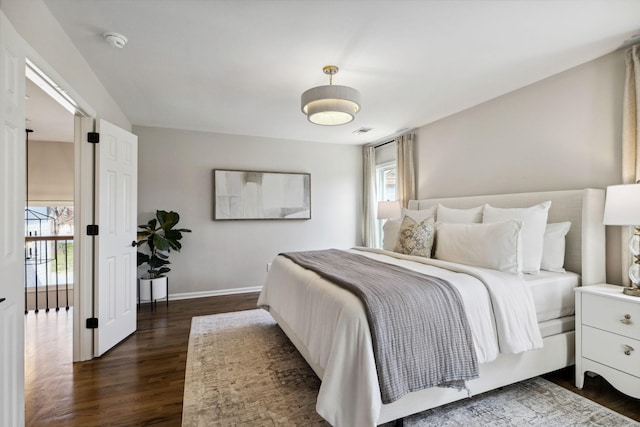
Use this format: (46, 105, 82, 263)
(377, 201, 401, 220)
(603, 183, 640, 296)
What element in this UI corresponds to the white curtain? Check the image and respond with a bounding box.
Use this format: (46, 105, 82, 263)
(396, 133, 416, 209)
(362, 145, 377, 247)
(621, 45, 640, 285)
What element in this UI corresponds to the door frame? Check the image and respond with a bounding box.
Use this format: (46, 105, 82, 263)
(74, 116, 96, 361)
(23, 44, 97, 361)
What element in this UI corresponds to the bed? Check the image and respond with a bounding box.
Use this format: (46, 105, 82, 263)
(257, 189, 606, 427)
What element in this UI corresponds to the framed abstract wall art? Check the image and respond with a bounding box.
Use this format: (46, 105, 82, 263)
(213, 169, 311, 220)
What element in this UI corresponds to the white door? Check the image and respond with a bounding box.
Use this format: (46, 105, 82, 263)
(0, 11, 25, 427)
(94, 119, 138, 357)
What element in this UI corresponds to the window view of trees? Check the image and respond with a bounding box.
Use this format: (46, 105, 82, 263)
(48, 207, 74, 235)
(25, 206, 74, 292)
(25, 206, 74, 237)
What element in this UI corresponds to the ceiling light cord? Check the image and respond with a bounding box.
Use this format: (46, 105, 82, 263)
(323, 65, 338, 85)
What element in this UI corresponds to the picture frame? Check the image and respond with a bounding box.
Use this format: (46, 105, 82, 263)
(213, 169, 311, 220)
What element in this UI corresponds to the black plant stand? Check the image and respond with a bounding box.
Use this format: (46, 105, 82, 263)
(137, 277, 169, 312)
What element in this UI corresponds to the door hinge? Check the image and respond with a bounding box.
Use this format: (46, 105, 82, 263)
(86, 224, 99, 236)
(86, 317, 99, 329)
(87, 132, 100, 143)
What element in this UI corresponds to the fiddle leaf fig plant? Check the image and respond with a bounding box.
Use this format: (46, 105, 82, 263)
(137, 210, 191, 279)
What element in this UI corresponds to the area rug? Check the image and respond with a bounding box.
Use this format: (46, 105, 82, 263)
(182, 309, 639, 427)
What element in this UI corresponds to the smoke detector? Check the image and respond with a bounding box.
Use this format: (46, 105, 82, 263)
(103, 32, 128, 49)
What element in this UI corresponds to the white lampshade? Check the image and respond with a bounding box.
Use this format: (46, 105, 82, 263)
(301, 65, 361, 126)
(603, 184, 640, 225)
(377, 201, 401, 220)
(301, 85, 360, 126)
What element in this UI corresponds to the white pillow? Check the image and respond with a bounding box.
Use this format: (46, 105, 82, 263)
(483, 201, 551, 274)
(437, 204, 483, 224)
(434, 221, 523, 275)
(541, 222, 571, 272)
(382, 219, 402, 251)
(401, 206, 437, 223)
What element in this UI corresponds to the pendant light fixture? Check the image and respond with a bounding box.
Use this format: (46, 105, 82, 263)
(301, 65, 361, 126)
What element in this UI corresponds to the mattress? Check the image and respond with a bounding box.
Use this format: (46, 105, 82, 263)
(524, 270, 579, 323)
(538, 315, 574, 338)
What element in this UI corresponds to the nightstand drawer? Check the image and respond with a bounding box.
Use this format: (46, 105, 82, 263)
(582, 293, 640, 338)
(582, 326, 640, 378)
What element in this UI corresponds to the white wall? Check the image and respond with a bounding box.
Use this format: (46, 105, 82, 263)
(415, 50, 626, 284)
(135, 126, 362, 296)
(1, 0, 131, 131)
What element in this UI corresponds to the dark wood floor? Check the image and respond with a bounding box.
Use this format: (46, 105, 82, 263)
(25, 293, 259, 426)
(25, 293, 640, 426)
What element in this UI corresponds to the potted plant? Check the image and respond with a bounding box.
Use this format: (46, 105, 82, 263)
(136, 210, 191, 303)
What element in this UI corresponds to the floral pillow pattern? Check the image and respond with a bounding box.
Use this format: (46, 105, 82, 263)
(394, 216, 435, 257)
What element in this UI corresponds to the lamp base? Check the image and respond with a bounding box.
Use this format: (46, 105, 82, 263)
(622, 286, 640, 297)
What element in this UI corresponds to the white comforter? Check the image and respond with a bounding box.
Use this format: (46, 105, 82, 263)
(257, 248, 542, 427)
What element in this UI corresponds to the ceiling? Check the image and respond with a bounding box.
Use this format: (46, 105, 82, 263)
(25, 78, 74, 143)
(40, 0, 640, 145)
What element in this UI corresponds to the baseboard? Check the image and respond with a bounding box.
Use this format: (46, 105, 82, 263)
(169, 286, 263, 301)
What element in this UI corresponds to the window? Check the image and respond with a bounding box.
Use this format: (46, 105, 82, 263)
(377, 162, 396, 203)
(375, 161, 397, 248)
(25, 206, 74, 288)
(25, 206, 74, 236)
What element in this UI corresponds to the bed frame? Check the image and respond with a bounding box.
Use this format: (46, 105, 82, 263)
(270, 189, 606, 426)
(408, 188, 605, 286)
(380, 189, 606, 423)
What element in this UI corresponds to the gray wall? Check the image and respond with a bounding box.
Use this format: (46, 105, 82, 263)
(414, 50, 626, 284)
(135, 126, 362, 296)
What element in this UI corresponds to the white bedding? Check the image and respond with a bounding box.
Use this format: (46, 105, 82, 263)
(258, 247, 543, 427)
(524, 270, 579, 322)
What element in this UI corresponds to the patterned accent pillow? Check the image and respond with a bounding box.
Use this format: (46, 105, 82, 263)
(393, 216, 435, 257)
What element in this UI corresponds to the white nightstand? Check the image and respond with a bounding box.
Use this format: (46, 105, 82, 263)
(575, 284, 640, 398)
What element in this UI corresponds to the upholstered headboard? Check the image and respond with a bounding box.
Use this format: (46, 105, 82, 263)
(408, 189, 606, 285)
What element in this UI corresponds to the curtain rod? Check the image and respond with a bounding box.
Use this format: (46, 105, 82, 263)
(374, 139, 394, 149)
(369, 127, 415, 148)
(617, 34, 640, 52)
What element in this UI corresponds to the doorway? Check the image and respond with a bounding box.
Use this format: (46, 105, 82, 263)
(24, 62, 76, 314)
(23, 59, 77, 417)
(22, 54, 140, 364)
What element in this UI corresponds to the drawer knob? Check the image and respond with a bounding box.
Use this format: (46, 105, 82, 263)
(623, 344, 634, 356)
(620, 314, 632, 325)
